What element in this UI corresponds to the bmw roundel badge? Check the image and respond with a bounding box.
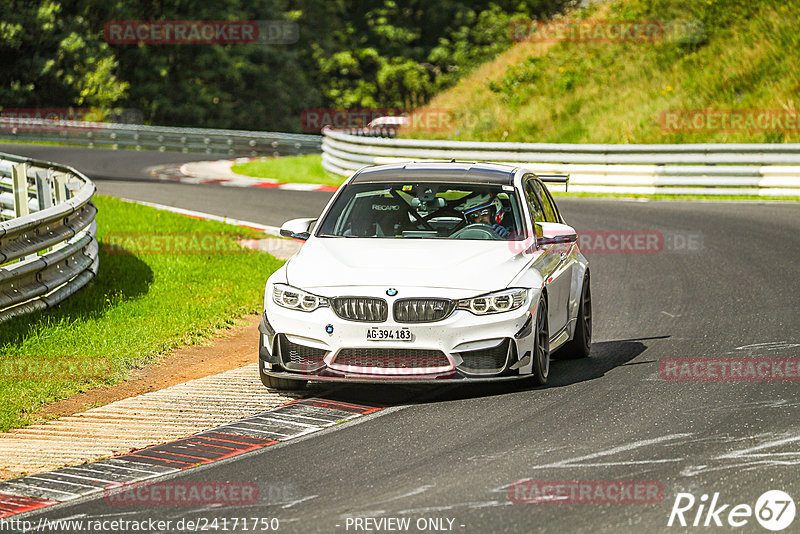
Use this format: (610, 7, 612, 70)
(325, 324, 334, 335)
(386, 288, 398, 296)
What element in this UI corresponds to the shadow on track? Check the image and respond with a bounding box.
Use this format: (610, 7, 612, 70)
(0, 249, 153, 346)
(544, 335, 669, 388)
(303, 335, 669, 408)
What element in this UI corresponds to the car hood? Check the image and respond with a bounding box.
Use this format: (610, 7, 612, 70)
(285, 237, 532, 292)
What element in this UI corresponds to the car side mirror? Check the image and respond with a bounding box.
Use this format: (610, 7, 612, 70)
(279, 218, 317, 241)
(535, 222, 577, 248)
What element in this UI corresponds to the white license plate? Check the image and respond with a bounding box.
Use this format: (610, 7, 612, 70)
(366, 327, 413, 341)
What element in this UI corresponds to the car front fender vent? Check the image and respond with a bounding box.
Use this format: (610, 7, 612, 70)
(457, 339, 511, 375)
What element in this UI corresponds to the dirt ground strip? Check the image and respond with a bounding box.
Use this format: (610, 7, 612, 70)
(0, 315, 298, 481)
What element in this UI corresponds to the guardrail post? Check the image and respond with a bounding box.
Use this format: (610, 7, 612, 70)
(35, 170, 54, 211)
(11, 162, 30, 218)
(54, 172, 68, 204)
(33, 169, 55, 255)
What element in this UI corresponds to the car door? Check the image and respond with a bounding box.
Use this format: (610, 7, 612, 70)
(524, 177, 572, 337)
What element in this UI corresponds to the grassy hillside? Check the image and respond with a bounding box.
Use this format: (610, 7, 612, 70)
(403, 0, 800, 143)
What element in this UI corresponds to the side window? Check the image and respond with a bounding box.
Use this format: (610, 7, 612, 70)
(524, 180, 546, 223)
(539, 181, 563, 223)
(532, 180, 558, 223)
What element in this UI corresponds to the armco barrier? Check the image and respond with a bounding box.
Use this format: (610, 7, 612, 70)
(321, 128, 800, 196)
(0, 117, 321, 157)
(0, 152, 98, 323)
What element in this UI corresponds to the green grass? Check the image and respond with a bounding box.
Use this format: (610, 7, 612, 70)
(403, 0, 800, 144)
(0, 138, 146, 151)
(0, 139, 77, 148)
(231, 154, 344, 186)
(0, 196, 283, 432)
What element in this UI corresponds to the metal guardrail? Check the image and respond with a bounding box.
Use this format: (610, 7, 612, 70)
(0, 152, 98, 323)
(0, 117, 322, 157)
(321, 128, 800, 195)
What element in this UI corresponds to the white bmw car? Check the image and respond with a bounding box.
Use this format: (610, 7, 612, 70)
(258, 162, 591, 390)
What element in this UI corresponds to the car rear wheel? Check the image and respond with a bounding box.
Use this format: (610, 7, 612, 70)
(557, 272, 592, 359)
(259, 366, 307, 391)
(530, 296, 550, 385)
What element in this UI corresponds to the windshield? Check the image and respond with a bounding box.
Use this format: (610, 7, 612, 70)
(317, 182, 524, 240)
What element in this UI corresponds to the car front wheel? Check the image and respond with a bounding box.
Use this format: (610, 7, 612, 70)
(530, 296, 550, 385)
(557, 272, 592, 359)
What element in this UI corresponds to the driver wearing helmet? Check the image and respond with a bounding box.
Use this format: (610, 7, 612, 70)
(461, 194, 510, 238)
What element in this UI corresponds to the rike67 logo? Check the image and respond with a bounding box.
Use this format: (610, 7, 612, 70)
(668, 490, 796, 531)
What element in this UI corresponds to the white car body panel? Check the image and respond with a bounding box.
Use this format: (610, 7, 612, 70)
(286, 239, 536, 292)
(260, 162, 590, 384)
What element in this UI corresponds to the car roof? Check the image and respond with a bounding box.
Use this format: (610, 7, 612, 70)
(350, 162, 519, 186)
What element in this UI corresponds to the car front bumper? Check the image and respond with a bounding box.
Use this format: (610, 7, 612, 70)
(259, 292, 538, 383)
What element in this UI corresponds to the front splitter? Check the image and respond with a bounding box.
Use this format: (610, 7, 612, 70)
(264, 369, 529, 385)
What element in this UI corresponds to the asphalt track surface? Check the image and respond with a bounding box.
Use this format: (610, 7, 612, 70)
(0, 143, 332, 227)
(5, 144, 800, 533)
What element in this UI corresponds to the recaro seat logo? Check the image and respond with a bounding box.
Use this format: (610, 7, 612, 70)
(668, 490, 796, 531)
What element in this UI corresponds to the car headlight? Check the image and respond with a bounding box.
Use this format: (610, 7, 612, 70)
(457, 288, 528, 315)
(272, 284, 329, 312)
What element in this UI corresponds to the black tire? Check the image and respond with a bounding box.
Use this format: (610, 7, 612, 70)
(557, 272, 592, 359)
(259, 366, 307, 391)
(530, 296, 550, 385)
